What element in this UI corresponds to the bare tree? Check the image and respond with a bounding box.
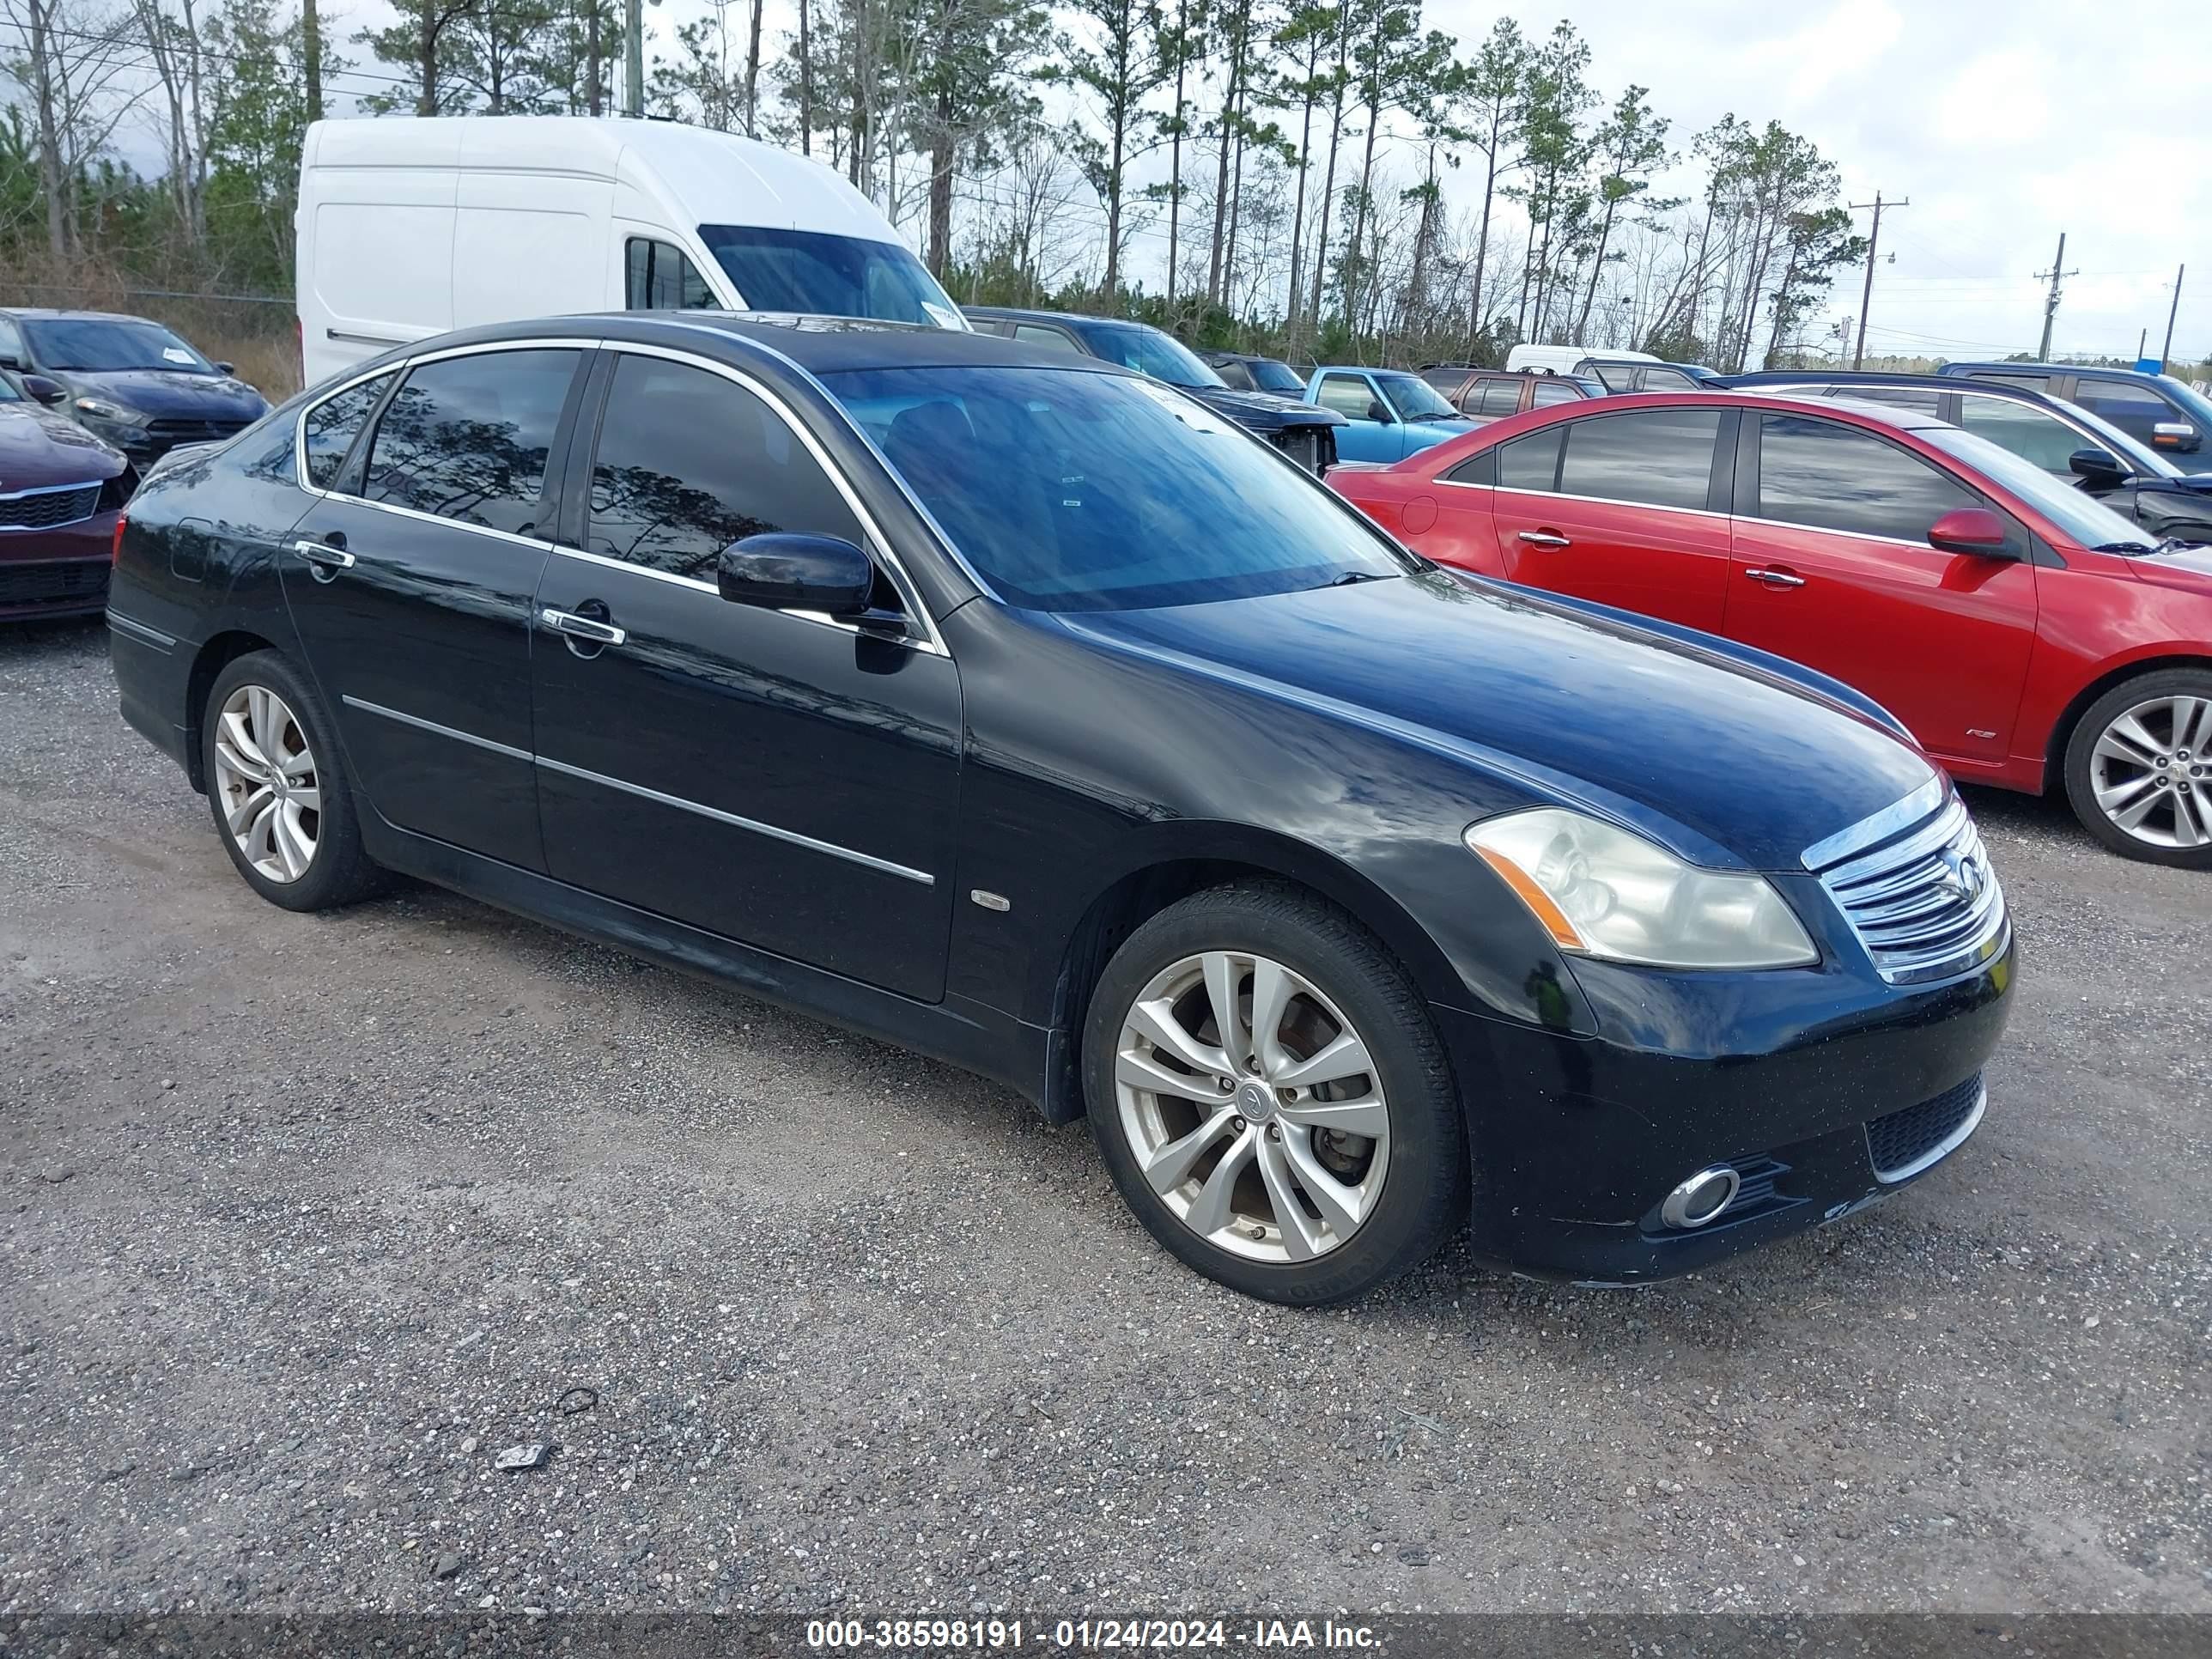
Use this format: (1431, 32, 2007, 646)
(4, 0, 145, 256)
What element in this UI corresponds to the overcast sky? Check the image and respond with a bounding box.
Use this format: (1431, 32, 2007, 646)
(274, 0, 2210, 362)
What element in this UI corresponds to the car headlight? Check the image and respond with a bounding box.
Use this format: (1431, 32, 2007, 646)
(76, 397, 144, 424)
(1466, 807, 1817, 970)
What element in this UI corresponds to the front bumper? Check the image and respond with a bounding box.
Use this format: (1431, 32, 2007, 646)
(0, 512, 118, 619)
(1433, 933, 2016, 1283)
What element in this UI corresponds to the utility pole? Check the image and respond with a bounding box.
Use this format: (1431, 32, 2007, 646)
(2035, 232, 2077, 360)
(625, 0, 644, 116)
(1849, 191, 1906, 370)
(2162, 264, 2186, 368)
(301, 0, 322, 121)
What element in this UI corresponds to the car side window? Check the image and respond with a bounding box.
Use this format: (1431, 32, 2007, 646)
(1316, 373, 1376, 420)
(1530, 379, 1583, 407)
(1557, 409, 1723, 511)
(1754, 414, 1978, 542)
(1967, 372, 2053, 395)
(362, 349, 579, 538)
(1012, 323, 1080, 356)
(1954, 394, 2085, 474)
(1497, 426, 1564, 492)
(1468, 380, 1522, 416)
(1443, 448, 1497, 487)
(586, 354, 866, 583)
(1212, 359, 1255, 390)
(302, 373, 393, 490)
(2069, 376, 2176, 444)
(1641, 368, 1698, 391)
(625, 238, 717, 310)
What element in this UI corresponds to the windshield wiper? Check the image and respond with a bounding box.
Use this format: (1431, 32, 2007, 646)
(1329, 569, 1391, 586)
(2091, 539, 2157, 553)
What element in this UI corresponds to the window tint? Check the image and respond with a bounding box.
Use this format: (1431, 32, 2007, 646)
(1444, 447, 1497, 486)
(1530, 378, 1583, 406)
(626, 238, 716, 309)
(1955, 394, 2085, 473)
(303, 372, 392, 489)
(1211, 358, 1255, 390)
(1557, 410, 1721, 510)
(1316, 374, 1378, 420)
(1755, 415, 1978, 541)
(1013, 324, 1080, 355)
(698, 224, 960, 328)
(586, 355, 864, 581)
(1641, 367, 1699, 391)
(1498, 426, 1563, 491)
(1586, 363, 1637, 392)
(363, 350, 578, 536)
(1967, 372, 2054, 393)
(2070, 377, 2178, 444)
(1468, 380, 1522, 416)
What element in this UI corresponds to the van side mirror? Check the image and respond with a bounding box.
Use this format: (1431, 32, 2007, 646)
(214, 361, 235, 375)
(1927, 507, 2014, 558)
(2068, 447, 2127, 486)
(717, 532, 875, 615)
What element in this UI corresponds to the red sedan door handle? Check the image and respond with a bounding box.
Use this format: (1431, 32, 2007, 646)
(1743, 566, 1807, 588)
(1517, 529, 1572, 550)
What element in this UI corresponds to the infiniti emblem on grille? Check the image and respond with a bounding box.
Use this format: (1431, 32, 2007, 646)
(1936, 847, 1985, 902)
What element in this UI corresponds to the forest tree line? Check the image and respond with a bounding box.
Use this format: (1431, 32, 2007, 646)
(2, 0, 1890, 382)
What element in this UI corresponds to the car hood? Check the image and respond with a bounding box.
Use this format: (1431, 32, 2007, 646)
(1057, 570, 1936, 872)
(1182, 384, 1347, 430)
(0, 402, 126, 487)
(2130, 541, 2212, 582)
(52, 367, 267, 421)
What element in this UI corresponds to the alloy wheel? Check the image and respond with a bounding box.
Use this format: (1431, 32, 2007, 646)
(2089, 694, 2212, 850)
(1113, 951, 1390, 1264)
(211, 684, 322, 883)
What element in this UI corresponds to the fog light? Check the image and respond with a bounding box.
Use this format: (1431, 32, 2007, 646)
(1660, 1164, 1741, 1230)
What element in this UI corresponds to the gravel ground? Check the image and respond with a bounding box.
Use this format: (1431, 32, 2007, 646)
(2, 616, 2207, 1618)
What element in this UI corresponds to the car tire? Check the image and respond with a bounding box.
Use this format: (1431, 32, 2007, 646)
(201, 650, 384, 910)
(1082, 883, 1467, 1305)
(2062, 668, 2212, 867)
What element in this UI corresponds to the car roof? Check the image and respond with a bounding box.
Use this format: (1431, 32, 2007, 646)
(963, 306, 1142, 331)
(1727, 368, 2075, 405)
(0, 307, 166, 325)
(1459, 388, 1956, 440)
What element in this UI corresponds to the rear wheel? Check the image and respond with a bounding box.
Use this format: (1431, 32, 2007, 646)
(202, 650, 383, 909)
(2063, 669, 2212, 867)
(1083, 884, 1466, 1305)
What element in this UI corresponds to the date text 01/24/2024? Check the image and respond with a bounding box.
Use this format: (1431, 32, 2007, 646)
(805, 1619, 1382, 1650)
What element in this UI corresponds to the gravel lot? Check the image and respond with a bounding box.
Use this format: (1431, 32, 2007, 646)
(3, 615, 2208, 1619)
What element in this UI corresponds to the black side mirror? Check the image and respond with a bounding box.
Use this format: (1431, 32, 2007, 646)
(20, 374, 65, 405)
(717, 532, 876, 617)
(0, 354, 20, 372)
(213, 361, 235, 374)
(1365, 399, 1394, 424)
(2069, 447, 2127, 486)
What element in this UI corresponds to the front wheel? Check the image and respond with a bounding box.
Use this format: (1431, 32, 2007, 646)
(2063, 670, 2212, 866)
(1082, 884, 1468, 1305)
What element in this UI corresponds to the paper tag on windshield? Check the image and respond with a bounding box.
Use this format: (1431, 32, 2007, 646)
(921, 301, 964, 332)
(161, 348, 194, 365)
(1128, 379, 1236, 437)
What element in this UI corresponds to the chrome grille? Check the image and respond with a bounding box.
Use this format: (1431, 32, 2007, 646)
(1805, 781, 2008, 986)
(0, 482, 101, 530)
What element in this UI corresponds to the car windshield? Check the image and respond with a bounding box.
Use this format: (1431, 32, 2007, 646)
(1248, 358, 1306, 395)
(1921, 426, 2160, 550)
(827, 364, 1408, 611)
(696, 224, 964, 330)
(1076, 325, 1224, 390)
(1376, 372, 1461, 420)
(23, 317, 214, 373)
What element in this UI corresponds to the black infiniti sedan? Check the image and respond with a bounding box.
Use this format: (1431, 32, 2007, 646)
(963, 306, 1344, 475)
(106, 314, 2013, 1304)
(0, 308, 270, 465)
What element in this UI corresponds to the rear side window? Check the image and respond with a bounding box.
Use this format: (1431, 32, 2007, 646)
(1641, 368, 1700, 391)
(1467, 380, 1522, 416)
(1212, 359, 1255, 390)
(586, 354, 864, 581)
(1530, 378, 1583, 407)
(1557, 410, 1721, 510)
(1754, 415, 1978, 542)
(626, 239, 717, 310)
(1316, 374, 1377, 420)
(1498, 426, 1564, 491)
(1013, 324, 1080, 355)
(302, 372, 392, 489)
(363, 349, 580, 537)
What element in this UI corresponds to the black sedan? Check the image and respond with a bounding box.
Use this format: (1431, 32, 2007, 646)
(0, 308, 269, 465)
(107, 315, 2012, 1304)
(963, 306, 1343, 474)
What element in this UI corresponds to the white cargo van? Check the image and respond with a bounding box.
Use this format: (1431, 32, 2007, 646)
(1504, 343, 1659, 375)
(295, 116, 966, 385)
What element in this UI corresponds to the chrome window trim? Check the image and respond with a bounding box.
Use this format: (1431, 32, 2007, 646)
(534, 754, 933, 885)
(1801, 775, 1948, 872)
(340, 694, 533, 762)
(1872, 1084, 1987, 1184)
(0, 477, 107, 501)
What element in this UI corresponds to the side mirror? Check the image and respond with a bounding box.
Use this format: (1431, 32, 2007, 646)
(1927, 507, 2014, 558)
(716, 532, 875, 615)
(2152, 421, 2201, 453)
(20, 374, 65, 405)
(1364, 399, 1395, 424)
(2068, 447, 2127, 486)
(213, 361, 235, 374)
(0, 353, 20, 371)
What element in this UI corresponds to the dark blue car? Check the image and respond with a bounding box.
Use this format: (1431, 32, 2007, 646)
(0, 309, 270, 465)
(1939, 361, 2212, 462)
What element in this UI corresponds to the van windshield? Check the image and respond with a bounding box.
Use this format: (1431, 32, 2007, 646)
(697, 225, 963, 330)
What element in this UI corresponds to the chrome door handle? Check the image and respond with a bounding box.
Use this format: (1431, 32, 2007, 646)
(292, 539, 355, 570)
(540, 606, 628, 647)
(1516, 530, 1572, 549)
(1743, 568, 1807, 588)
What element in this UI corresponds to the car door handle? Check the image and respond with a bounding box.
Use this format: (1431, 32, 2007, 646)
(292, 539, 355, 571)
(539, 606, 629, 647)
(1743, 567, 1807, 588)
(1517, 530, 1572, 549)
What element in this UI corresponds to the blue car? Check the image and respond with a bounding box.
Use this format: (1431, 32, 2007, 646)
(1306, 366, 1474, 464)
(1938, 361, 2212, 463)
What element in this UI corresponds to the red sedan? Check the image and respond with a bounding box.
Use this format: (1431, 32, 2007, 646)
(1329, 390, 2212, 866)
(0, 371, 131, 621)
